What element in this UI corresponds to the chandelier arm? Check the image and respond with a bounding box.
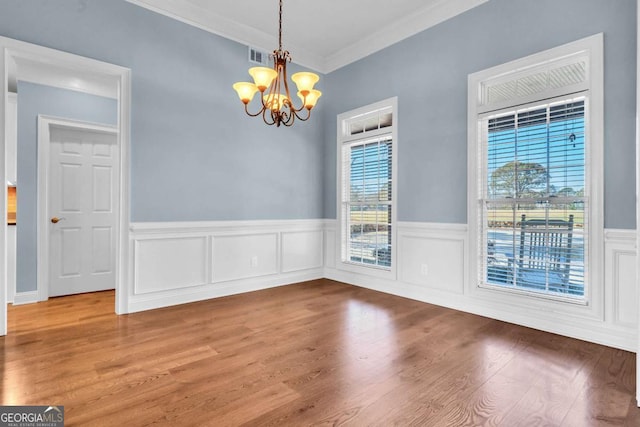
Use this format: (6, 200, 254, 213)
(286, 79, 307, 114)
(288, 100, 307, 114)
(275, 60, 282, 103)
(292, 108, 312, 122)
(280, 111, 293, 126)
(244, 102, 268, 118)
(281, 55, 294, 109)
(262, 106, 277, 126)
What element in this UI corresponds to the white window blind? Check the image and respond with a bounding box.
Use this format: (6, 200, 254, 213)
(342, 136, 393, 268)
(481, 97, 587, 298)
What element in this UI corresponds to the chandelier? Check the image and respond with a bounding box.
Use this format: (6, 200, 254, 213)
(232, 0, 322, 127)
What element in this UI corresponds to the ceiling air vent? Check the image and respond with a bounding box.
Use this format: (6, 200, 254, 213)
(248, 47, 268, 66)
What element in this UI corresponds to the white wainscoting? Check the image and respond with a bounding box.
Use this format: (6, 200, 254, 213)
(605, 230, 638, 329)
(128, 220, 326, 313)
(116, 219, 639, 350)
(324, 220, 637, 351)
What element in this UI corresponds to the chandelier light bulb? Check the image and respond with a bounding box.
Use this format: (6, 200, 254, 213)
(248, 67, 278, 92)
(291, 72, 319, 95)
(298, 89, 322, 109)
(232, 82, 258, 104)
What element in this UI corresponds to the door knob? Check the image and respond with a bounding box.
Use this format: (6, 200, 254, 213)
(51, 216, 65, 224)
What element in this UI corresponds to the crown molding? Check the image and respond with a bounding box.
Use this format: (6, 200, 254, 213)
(324, 0, 489, 72)
(125, 0, 325, 72)
(126, 0, 488, 74)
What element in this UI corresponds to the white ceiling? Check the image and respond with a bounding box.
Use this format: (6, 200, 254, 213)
(126, 0, 488, 73)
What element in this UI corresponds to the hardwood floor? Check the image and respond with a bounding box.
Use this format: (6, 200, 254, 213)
(2, 279, 638, 426)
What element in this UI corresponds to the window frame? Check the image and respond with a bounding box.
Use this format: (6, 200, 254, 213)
(336, 97, 398, 279)
(467, 34, 603, 316)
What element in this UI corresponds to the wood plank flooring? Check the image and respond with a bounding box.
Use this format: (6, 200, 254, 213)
(1, 279, 638, 426)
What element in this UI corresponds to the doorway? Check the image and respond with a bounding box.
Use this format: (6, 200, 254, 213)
(1, 36, 131, 335)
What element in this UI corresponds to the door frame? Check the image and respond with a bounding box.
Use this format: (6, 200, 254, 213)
(0, 36, 131, 336)
(37, 116, 118, 301)
(635, 0, 640, 408)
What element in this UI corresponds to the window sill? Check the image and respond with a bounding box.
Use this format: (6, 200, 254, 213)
(478, 281, 588, 306)
(337, 260, 396, 281)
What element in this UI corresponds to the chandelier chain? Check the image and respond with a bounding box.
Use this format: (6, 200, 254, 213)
(278, 0, 283, 51)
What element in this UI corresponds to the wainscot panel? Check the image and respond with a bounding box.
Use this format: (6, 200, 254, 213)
(605, 229, 637, 328)
(398, 223, 466, 294)
(212, 233, 278, 283)
(134, 236, 209, 294)
(324, 229, 336, 269)
(282, 230, 323, 273)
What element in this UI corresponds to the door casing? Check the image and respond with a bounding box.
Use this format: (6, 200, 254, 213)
(0, 36, 131, 336)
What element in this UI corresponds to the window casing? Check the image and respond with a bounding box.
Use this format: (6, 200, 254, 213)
(337, 98, 397, 275)
(468, 34, 603, 306)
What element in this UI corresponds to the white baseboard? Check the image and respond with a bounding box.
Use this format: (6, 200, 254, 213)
(128, 269, 323, 313)
(12, 291, 39, 306)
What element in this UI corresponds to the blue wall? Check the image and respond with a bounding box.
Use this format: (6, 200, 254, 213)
(322, 0, 637, 229)
(0, 0, 326, 223)
(16, 82, 118, 293)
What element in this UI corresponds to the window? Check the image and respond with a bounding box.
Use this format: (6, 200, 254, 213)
(338, 98, 397, 272)
(468, 35, 603, 304)
(483, 98, 586, 296)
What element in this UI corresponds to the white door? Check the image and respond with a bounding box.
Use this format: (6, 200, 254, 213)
(48, 124, 118, 297)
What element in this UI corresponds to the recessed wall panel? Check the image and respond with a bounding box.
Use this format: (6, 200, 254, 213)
(135, 237, 209, 294)
(614, 251, 637, 326)
(282, 231, 322, 273)
(400, 235, 464, 294)
(212, 233, 278, 283)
